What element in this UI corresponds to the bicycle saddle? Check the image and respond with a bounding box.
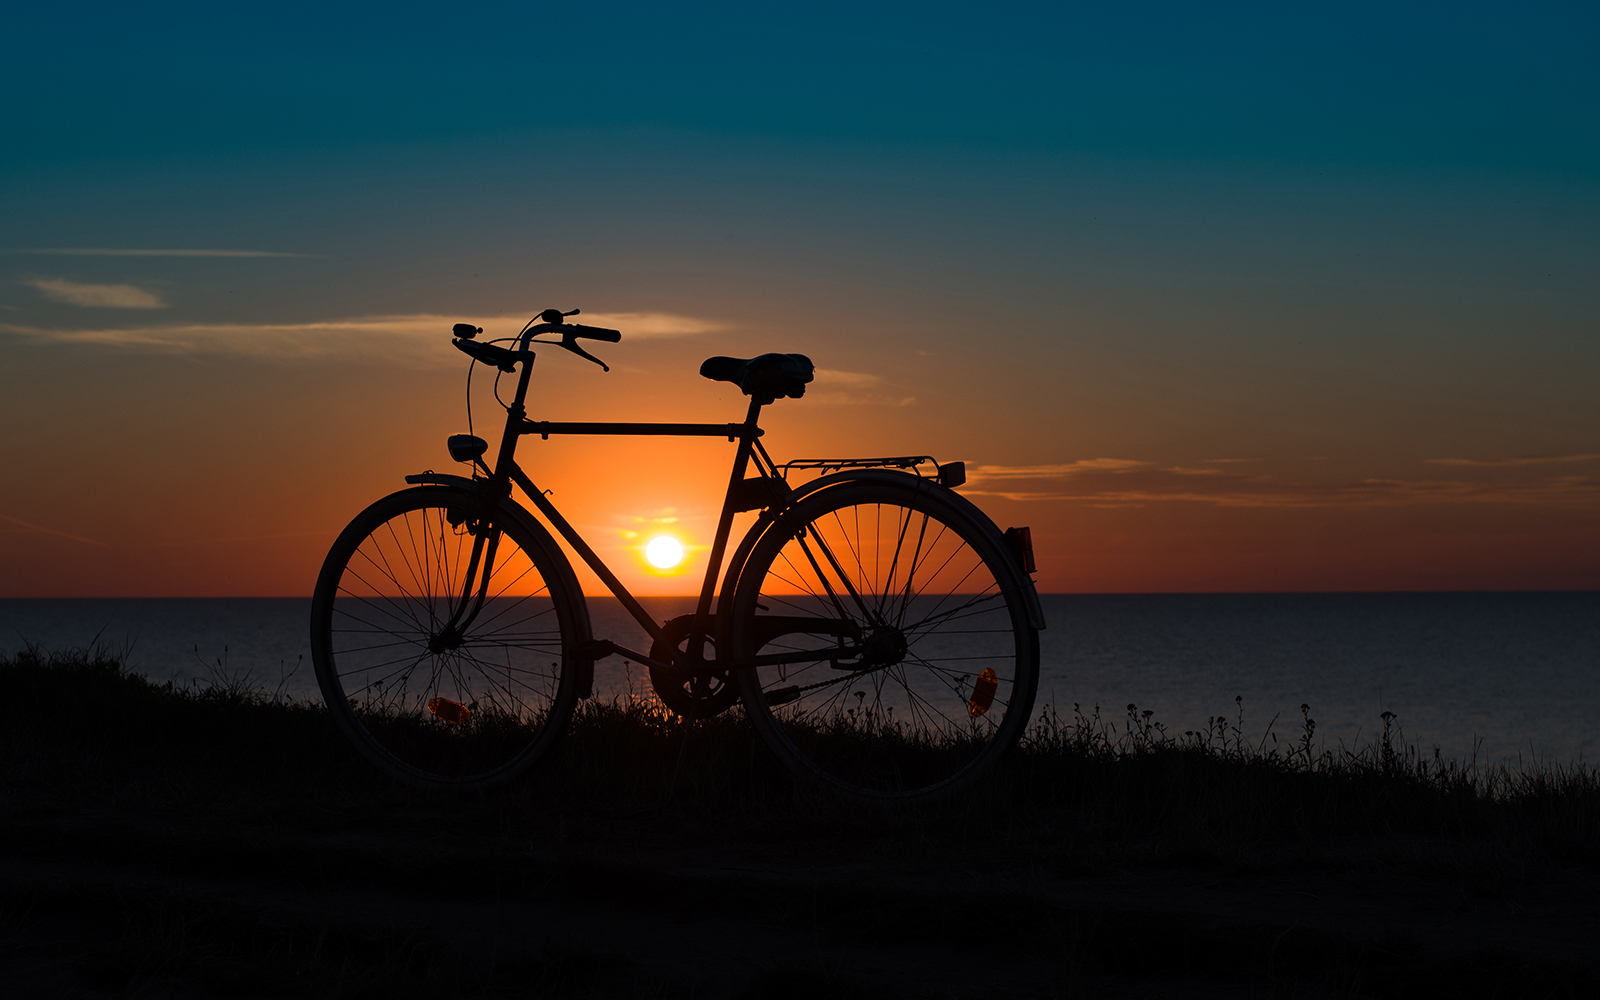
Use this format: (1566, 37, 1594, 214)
(700, 353, 814, 405)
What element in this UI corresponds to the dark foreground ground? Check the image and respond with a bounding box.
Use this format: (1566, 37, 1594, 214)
(2, 650, 1597, 999)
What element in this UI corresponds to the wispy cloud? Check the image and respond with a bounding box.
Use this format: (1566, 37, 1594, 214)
(962, 461, 1600, 509)
(805, 368, 915, 406)
(27, 277, 165, 309)
(1033, 478, 1600, 509)
(575, 312, 722, 337)
(14, 248, 308, 258)
(0, 310, 720, 364)
(814, 369, 881, 388)
(1426, 454, 1600, 467)
(966, 459, 1148, 481)
(1, 512, 106, 546)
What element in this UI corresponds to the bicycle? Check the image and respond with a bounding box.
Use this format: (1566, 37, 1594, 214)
(309, 308, 1045, 803)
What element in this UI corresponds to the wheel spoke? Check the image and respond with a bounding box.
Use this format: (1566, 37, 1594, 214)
(313, 494, 581, 787)
(736, 483, 1036, 801)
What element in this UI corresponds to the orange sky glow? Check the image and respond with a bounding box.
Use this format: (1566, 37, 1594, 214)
(3, 304, 1595, 597)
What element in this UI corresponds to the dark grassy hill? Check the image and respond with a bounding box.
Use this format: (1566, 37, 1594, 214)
(3, 648, 1596, 998)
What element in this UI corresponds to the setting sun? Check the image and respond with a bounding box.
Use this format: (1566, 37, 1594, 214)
(644, 535, 685, 570)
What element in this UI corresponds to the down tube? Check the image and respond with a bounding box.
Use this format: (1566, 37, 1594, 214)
(507, 464, 664, 643)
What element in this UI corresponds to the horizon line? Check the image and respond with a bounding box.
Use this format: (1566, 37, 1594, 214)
(3, 589, 1595, 600)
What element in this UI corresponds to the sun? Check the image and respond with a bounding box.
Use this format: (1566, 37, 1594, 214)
(644, 535, 685, 570)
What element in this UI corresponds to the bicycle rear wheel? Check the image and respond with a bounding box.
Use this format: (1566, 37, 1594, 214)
(730, 479, 1039, 803)
(310, 487, 587, 787)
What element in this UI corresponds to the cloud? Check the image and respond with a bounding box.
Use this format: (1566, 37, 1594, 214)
(1425, 454, 1600, 467)
(1, 512, 106, 546)
(814, 369, 881, 388)
(966, 459, 1148, 481)
(14, 248, 307, 257)
(574, 312, 721, 337)
(961, 461, 1600, 509)
(0, 310, 721, 365)
(803, 368, 914, 406)
(27, 277, 164, 309)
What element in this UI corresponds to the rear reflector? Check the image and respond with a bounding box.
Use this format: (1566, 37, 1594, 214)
(969, 668, 998, 717)
(1003, 526, 1036, 574)
(427, 697, 471, 724)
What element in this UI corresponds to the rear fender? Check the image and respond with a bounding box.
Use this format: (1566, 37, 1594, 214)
(726, 469, 1046, 630)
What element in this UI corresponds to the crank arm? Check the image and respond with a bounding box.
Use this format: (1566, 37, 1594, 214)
(572, 639, 671, 671)
(571, 639, 695, 681)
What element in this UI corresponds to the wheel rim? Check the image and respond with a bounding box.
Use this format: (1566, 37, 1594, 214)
(736, 489, 1031, 797)
(319, 500, 572, 783)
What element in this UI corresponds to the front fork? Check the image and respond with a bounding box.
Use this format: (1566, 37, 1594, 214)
(434, 352, 538, 644)
(432, 514, 502, 647)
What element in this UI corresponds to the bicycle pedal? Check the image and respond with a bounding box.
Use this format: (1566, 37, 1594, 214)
(764, 686, 801, 707)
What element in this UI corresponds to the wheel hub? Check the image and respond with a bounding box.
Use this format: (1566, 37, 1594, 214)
(427, 626, 464, 654)
(858, 625, 907, 668)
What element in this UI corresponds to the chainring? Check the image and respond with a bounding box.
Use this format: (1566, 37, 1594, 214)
(647, 614, 742, 719)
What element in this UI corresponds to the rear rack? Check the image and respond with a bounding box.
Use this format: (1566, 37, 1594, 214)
(779, 456, 965, 489)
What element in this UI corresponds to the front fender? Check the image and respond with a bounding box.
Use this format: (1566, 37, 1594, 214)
(404, 471, 482, 490)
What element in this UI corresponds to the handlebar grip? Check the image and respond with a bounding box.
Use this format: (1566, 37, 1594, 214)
(453, 338, 521, 371)
(568, 324, 622, 343)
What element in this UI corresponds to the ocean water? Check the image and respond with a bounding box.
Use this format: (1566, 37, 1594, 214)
(3, 593, 1595, 767)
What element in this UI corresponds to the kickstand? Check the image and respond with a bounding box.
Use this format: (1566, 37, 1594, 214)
(668, 694, 698, 799)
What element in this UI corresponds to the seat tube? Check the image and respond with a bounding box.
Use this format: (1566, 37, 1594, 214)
(693, 398, 763, 629)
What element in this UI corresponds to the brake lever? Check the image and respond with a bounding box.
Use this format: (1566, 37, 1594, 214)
(561, 335, 610, 372)
(529, 333, 610, 371)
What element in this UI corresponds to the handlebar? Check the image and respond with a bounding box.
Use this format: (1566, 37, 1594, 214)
(449, 309, 623, 373)
(522, 315, 620, 371)
(453, 338, 523, 372)
(520, 321, 621, 343)
(569, 324, 622, 343)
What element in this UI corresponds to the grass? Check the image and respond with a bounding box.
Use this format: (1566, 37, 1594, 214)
(3, 645, 1598, 998)
(1004, 697, 1600, 867)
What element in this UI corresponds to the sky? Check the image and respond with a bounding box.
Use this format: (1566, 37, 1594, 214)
(2, 1, 1597, 596)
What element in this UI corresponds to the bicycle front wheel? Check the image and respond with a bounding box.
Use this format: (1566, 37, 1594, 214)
(310, 487, 587, 787)
(731, 480, 1039, 803)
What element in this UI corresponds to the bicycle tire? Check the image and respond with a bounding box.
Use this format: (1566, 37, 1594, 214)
(730, 479, 1039, 803)
(310, 486, 588, 787)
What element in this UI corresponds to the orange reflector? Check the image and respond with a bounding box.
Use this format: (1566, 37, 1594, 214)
(968, 668, 998, 717)
(427, 697, 471, 724)
(1003, 526, 1036, 574)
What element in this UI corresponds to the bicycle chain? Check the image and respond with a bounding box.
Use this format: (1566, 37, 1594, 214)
(782, 664, 884, 696)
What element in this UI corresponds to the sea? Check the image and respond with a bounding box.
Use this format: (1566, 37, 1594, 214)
(3, 593, 1595, 768)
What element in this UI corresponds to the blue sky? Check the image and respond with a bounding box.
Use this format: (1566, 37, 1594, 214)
(5, 3, 1597, 172)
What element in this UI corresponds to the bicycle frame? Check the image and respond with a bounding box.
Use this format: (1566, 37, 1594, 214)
(442, 346, 809, 682)
(315, 316, 1046, 796)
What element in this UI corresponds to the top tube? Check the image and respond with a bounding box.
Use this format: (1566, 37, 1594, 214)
(520, 420, 762, 441)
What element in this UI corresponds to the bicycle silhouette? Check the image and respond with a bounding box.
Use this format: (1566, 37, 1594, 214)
(310, 309, 1044, 802)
